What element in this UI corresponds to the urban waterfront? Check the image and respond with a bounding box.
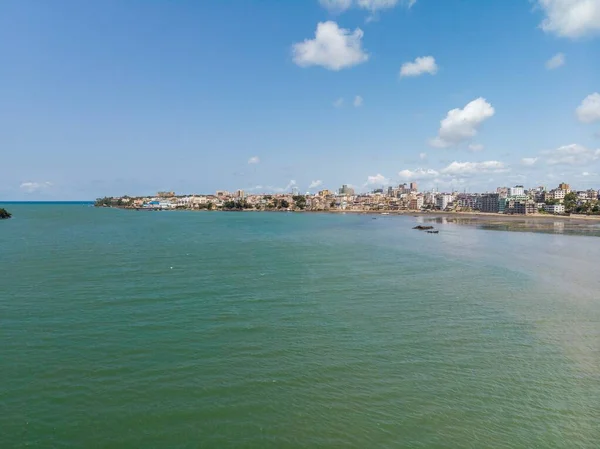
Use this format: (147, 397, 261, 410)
(2, 204, 599, 448)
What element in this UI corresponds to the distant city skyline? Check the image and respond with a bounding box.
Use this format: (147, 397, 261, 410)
(1, 0, 600, 200)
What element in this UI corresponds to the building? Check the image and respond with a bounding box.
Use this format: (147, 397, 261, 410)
(408, 196, 424, 210)
(507, 200, 537, 215)
(157, 191, 175, 198)
(509, 185, 525, 197)
(546, 189, 565, 202)
(338, 185, 355, 196)
(235, 189, 245, 199)
(544, 204, 565, 214)
(558, 182, 570, 192)
(479, 193, 499, 213)
(435, 194, 453, 211)
(410, 182, 418, 192)
(496, 187, 509, 198)
(318, 189, 332, 197)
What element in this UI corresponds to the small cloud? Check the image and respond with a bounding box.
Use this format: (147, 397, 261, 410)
(309, 180, 323, 189)
(333, 97, 344, 108)
(365, 173, 389, 186)
(419, 152, 427, 160)
(398, 168, 439, 180)
(319, 0, 353, 12)
(576, 92, 600, 123)
(429, 97, 495, 148)
(521, 157, 538, 166)
(582, 171, 592, 176)
(545, 52, 565, 69)
(321, 0, 415, 14)
(292, 21, 369, 71)
(20, 181, 53, 193)
(248, 156, 260, 164)
(468, 143, 484, 152)
(353, 95, 363, 107)
(542, 143, 600, 165)
(399, 56, 438, 77)
(440, 161, 508, 176)
(536, 0, 600, 39)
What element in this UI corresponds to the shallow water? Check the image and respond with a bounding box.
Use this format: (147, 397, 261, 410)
(2, 205, 599, 448)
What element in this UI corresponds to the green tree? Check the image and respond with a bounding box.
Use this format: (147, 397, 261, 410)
(280, 199, 290, 209)
(207, 202, 214, 210)
(563, 192, 578, 213)
(0, 208, 12, 219)
(293, 195, 307, 210)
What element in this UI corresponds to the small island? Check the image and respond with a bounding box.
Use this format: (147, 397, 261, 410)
(0, 208, 12, 219)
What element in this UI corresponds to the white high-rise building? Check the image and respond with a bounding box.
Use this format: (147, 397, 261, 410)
(509, 185, 525, 197)
(436, 194, 453, 211)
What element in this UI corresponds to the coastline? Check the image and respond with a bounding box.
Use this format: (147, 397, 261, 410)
(103, 205, 600, 222)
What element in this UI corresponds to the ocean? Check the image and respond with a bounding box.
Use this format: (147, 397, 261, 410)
(1, 204, 599, 448)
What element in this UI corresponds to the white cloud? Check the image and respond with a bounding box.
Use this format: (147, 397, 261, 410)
(20, 181, 53, 193)
(269, 180, 298, 193)
(292, 21, 369, 71)
(248, 156, 260, 164)
(398, 168, 439, 180)
(541, 143, 600, 165)
(357, 0, 398, 11)
(333, 97, 344, 108)
(365, 173, 389, 186)
(582, 171, 592, 176)
(536, 0, 600, 38)
(468, 143, 484, 152)
(576, 92, 600, 123)
(309, 180, 323, 189)
(353, 95, 363, 107)
(319, 0, 353, 12)
(321, 0, 415, 13)
(440, 161, 508, 176)
(419, 152, 427, 160)
(399, 56, 438, 77)
(545, 52, 566, 69)
(429, 97, 495, 148)
(521, 157, 539, 166)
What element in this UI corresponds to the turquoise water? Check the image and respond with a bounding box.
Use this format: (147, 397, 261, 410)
(1, 204, 599, 448)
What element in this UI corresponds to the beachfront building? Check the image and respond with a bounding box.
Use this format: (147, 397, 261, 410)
(478, 193, 500, 213)
(544, 204, 565, 214)
(435, 194, 453, 211)
(506, 200, 537, 215)
(408, 196, 424, 210)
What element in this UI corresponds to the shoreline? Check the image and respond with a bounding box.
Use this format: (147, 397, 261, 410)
(107, 206, 600, 224)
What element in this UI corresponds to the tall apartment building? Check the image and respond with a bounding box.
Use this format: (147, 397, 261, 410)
(479, 193, 500, 213)
(436, 194, 453, 211)
(408, 196, 424, 210)
(509, 185, 525, 197)
(558, 183, 570, 192)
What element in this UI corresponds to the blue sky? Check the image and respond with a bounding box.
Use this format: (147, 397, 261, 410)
(1, 0, 600, 200)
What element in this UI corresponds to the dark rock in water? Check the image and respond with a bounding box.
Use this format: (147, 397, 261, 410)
(0, 208, 11, 219)
(413, 225, 434, 230)
(427, 230, 439, 234)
